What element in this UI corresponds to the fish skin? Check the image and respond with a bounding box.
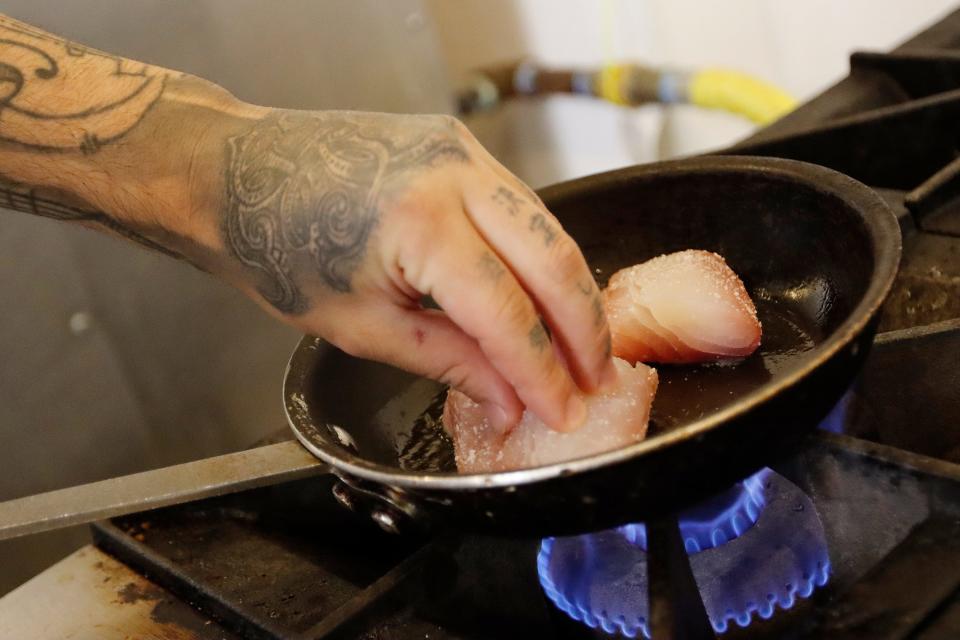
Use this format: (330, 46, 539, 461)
(604, 250, 761, 364)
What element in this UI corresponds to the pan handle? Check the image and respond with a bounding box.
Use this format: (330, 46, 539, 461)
(0, 440, 328, 541)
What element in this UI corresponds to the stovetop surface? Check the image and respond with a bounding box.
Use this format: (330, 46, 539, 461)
(94, 9, 960, 640)
(94, 425, 960, 640)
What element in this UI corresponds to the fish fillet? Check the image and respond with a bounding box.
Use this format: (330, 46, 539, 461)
(443, 358, 658, 473)
(603, 250, 761, 364)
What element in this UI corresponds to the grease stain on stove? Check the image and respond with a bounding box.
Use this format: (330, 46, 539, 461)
(37, 547, 237, 640)
(881, 234, 960, 331)
(108, 578, 230, 639)
(115, 580, 163, 605)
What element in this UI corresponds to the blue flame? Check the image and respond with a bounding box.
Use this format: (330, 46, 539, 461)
(539, 536, 651, 639)
(538, 469, 830, 636)
(619, 469, 768, 554)
(818, 388, 854, 434)
(710, 557, 830, 633)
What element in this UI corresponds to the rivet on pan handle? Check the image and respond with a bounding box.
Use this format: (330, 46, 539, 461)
(331, 476, 430, 535)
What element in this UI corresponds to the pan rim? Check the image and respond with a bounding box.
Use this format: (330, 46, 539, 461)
(284, 154, 902, 491)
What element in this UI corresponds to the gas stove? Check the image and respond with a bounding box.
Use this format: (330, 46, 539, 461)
(74, 8, 960, 640)
(89, 354, 960, 640)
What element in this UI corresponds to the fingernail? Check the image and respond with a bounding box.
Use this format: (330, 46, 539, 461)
(599, 360, 619, 393)
(485, 403, 516, 435)
(564, 392, 588, 432)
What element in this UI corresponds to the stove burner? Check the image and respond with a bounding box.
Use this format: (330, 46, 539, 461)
(619, 469, 768, 554)
(538, 470, 830, 637)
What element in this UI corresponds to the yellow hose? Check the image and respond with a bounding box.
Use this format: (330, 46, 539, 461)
(688, 69, 796, 125)
(598, 64, 631, 105)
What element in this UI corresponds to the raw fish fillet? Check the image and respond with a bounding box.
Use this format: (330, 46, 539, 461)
(603, 250, 761, 364)
(443, 358, 658, 472)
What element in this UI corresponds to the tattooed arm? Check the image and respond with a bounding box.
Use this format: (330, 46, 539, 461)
(0, 14, 614, 433)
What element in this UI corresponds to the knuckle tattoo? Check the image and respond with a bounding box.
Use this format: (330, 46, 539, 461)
(576, 278, 595, 296)
(528, 320, 550, 354)
(491, 185, 524, 216)
(592, 292, 606, 329)
(477, 251, 505, 283)
(528, 212, 558, 247)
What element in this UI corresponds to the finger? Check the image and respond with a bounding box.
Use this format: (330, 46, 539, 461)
(399, 213, 586, 432)
(463, 173, 617, 393)
(337, 303, 524, 434)
(462, 131, 549, 210)
(456, 135, 614, 388)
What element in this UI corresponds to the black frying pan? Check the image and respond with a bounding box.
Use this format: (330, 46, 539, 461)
(284, 155, 901, 537)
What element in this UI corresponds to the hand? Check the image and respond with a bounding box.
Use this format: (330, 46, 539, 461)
(0, 13, 610, 432)
(208, 110, 617, 432)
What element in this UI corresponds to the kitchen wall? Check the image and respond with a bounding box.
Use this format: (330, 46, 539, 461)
(428, 0, 958, 186)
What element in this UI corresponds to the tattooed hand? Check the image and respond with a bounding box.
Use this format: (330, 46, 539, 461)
(218, 110, 616, 432)
(0, 13, 614, 433)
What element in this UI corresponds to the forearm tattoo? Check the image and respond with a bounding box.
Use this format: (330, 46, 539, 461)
(0, 16, 177, 254)
(0, 16, 167, 153)
(222, 112, 468, 314)
(0, 174, 180, 257)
